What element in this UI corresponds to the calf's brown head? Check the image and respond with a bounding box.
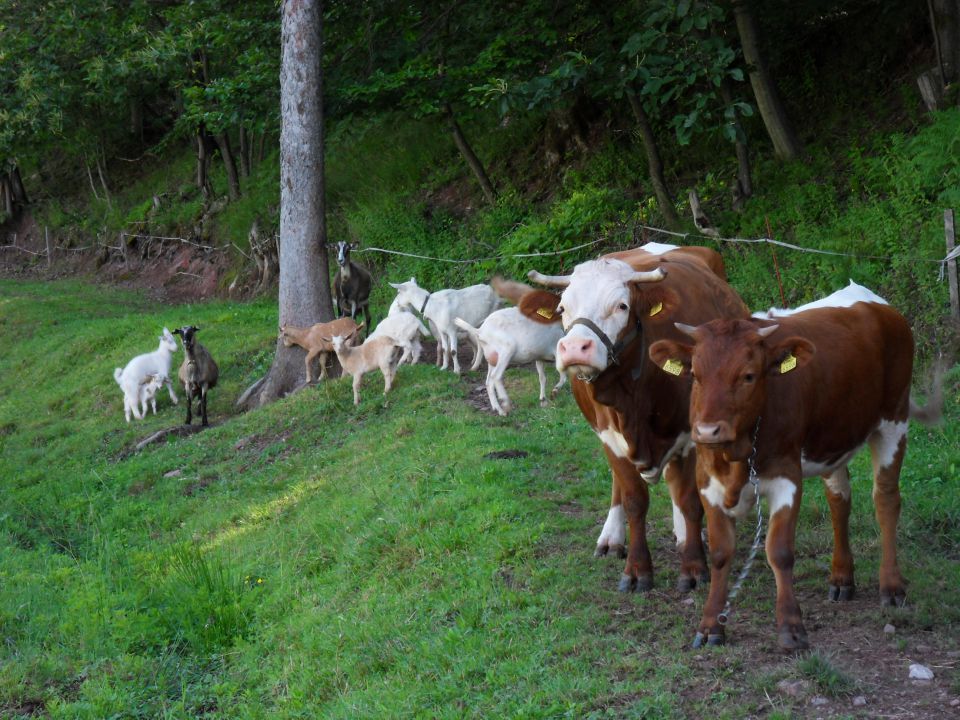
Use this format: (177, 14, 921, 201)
(649, 318, 815, 461)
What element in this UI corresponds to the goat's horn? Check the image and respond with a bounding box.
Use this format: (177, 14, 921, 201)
(527, 270, 572, 288)
(627, 267, 666, 283)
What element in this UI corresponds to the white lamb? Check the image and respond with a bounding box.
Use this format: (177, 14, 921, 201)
(455, 308, 567, 416)
(388, 278, 499, 374)
(114, 328, 179, 422)
(369, 308, 430, 365)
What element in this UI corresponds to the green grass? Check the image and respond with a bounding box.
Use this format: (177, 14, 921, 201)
(0, 279, 958, 718)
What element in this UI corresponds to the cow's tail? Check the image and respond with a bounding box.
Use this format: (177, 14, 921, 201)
(909, 362, 945, 426)
(490, 275, 533, 304)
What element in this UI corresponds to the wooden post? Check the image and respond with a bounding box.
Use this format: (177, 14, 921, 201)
(945, 209, 960, 322)
(45, 226, 52, 267)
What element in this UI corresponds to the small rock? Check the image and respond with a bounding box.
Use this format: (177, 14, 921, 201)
(909, 663, 934, 680)
(776, 679, 810, 697)
(163, 469, 182, 478)
(810, 696, 829, 706)
(883, 623, 896, 635)
(915, 644, 932, 653)
(681, 596, 695, 606)
(852, 696, 867, 707)
(950, 699, 960, 707)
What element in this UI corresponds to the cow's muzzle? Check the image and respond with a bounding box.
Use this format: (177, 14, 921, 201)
(692, 421, 735, 444)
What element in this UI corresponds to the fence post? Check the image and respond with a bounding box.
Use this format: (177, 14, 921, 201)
(945, 209, 960, 323)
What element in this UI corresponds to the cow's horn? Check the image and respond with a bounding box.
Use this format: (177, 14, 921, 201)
(527, 270, 572, 288)
(757, 324, 779, 338)
(675, 322, 698, 338)
(628, 267, 666, 283)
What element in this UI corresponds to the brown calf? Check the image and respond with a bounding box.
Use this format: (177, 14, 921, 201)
(650, 299, 937, 650)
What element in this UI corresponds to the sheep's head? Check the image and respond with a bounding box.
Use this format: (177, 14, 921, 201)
(160, 327, 179, 352)
(173, 325, 200, 352)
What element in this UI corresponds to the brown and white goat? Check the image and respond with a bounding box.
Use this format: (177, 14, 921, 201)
(279, 317, 360, 383)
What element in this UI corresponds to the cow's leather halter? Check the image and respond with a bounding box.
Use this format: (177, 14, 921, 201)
(568, 316, 643, 372)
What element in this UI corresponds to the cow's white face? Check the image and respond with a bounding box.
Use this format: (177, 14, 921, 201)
(555, 259, 637, 378)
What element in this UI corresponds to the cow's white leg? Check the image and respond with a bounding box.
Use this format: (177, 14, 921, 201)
(596, 476, 627, 558)
(535, 360, 549, 406)
(551, 369, 566, 396)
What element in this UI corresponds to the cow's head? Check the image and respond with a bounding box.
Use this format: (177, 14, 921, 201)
(649, 318, 815, 460)
(336, 241, 354, 267)
(528, 258, 665, 381)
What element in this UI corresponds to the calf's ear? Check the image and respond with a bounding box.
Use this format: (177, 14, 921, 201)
(649, 339, 693, 377)
(765, 336, 815, 376)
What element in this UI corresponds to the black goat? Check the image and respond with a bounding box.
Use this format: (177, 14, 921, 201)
(332, 241, 373, 328)
(173, 326, 219, 426)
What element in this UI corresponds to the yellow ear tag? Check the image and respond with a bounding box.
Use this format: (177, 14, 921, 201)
(536, 307, 554, 319)
(663, 359, 683, 376)
(649, 301, 663, 316)
(780, 354, 798, 374)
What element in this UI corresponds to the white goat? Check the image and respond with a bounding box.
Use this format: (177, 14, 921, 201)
(369, 309, 430, 365)
(114, 328, 179, 422)
(389, 278, 499, 374)
(325, 327, 401, 405)
(138, 373, 167, 417)
(456, 308, 566, 416)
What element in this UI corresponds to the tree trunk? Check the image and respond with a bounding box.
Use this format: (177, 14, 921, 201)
(931, 0, 960, 85)
(10, 165, 28, 206)
(215, 132, 242, 200)
(238, 126, 251, 177)
(239, 0, 334, 410)
(719, 78, 753, 205)
(85, 163, 101, 200)
(443, 102, 497, 206)
(130, 99, 144, 142)
(732, 0, 802, 160)
(626, 93, 681, 230)
(257, 132, 267, 163)
(196, 127, 214, 199)
(1, 175, 12, 217)
(95, 151, 112, 207)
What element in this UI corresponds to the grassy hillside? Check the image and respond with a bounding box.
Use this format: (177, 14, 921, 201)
(1, 280, 958, 718)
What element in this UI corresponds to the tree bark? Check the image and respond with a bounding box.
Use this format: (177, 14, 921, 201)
(1, 175, 12, 217)
(719, 78, 753, 204)
(214, 132, 242, 200)
(626, 93, 681, 230)
(931, 0, 960, 85)
(238, 126, 251, 177)
(196, 127, 214, 199)
(10, 165, 28, 206)
(443, 102, 497, 206)
(257, 132, 267, 162)
(95, 151, 112, 207)
(732, 0, 802, 160)
(239, 0, 335, 409)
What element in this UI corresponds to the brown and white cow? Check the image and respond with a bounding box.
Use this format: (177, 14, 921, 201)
(527, 243, 749, 592)
(649, 284, 940, 649)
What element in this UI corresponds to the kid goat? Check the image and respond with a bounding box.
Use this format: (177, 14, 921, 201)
(173, 326, 219, 426)
(323, 324, 399, 405)
(279, 317, 360, 383)
(114, 327, 179, 422)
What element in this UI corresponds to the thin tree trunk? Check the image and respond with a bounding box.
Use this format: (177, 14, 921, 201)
(214, 132, 242, 200)
(443, 102, 496, 206)
(626, 93, 681, 230)
(85, 163, 101, 200)
(720, 78, 753, 202)
(1, 176, 12, 217)
(732, 0, 802, 160)
(130, 98, 144, 142)
(238, 126, 251, 177)
(240, 0, 334, 409)
(9, 165, 28, 206)
(197, 128, 213, 199)
(257, 132, 267, 163)
(95, 151, 112, 207)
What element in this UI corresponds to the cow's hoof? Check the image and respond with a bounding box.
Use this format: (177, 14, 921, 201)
(778, 625, 809, 651)
(692, 631, 724, 649)
(618, 573, 653, 593)
(828, 584, 855, 602)
(880, 590, 906, 608)
(594, 543, 626, 559)
(677, 575, 698, 593)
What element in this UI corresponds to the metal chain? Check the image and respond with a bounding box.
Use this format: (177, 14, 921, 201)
(717, 417, 765, 626)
